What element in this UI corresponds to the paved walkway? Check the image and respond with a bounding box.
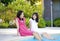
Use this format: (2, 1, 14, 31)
(0, 27, 60, 41)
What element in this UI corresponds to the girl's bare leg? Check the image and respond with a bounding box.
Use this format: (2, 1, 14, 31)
(33, 32, 42, 41)
(42, 32, 54, 40)
(17, 31, 19, 35)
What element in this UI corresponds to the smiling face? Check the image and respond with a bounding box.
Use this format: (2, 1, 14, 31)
(17, 10, 24, 20)
(32, 14, 37, 20)
(32, 12, 39, 22)
(20, 12, 24, 19)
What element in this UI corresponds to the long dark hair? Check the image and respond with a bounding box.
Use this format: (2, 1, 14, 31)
(17, 10, 24, 20)
(32, 12, 39, 22)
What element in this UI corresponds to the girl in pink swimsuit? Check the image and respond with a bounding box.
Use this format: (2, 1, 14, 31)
(15, 10, 42, 41)
(17, 17, 33, 36)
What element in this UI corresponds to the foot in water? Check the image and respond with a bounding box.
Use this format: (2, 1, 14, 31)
(38, 40, 42, 41)
(48, 37, 57, 40)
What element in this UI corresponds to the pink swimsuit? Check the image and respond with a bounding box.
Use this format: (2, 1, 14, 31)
(17, 18, 33, 36)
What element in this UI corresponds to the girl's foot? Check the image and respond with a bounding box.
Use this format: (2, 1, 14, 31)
(38, 40, 42, 41)
(48, 37, 56, 40)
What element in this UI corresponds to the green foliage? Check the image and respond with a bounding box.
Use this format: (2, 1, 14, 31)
(0, 0, 14, 6)
(27, 0, 42, 5)
(0, 0, 45, 28)
(0, 22, 16, 28)
(0, 3, 6, 21)
(54, 18, 60, 27)
(26, 18, 30, 27)
(7, 0, 43, 18)
(38, 18, 46, 28)
(0, 22, 9, 28)
(5, 9, 16, 22)
(0, 3, 6, 11)
(8, 25, 16, 28)
(46, 21, 51, 27)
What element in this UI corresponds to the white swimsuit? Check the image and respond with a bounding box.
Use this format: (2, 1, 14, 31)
(29, 18, 44, 34)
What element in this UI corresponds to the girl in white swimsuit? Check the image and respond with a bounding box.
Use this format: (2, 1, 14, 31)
(29, 12, 55, 40)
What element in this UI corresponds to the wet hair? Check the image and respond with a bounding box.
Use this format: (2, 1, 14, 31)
(17, 10, 24, 20)
(32, 12, 39, 22)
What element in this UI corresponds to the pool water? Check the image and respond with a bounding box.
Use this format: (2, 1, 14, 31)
(12, 34, 60, 41)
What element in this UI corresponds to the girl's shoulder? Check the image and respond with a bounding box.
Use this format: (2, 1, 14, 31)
(23, 17, 26, 22)
(29, 18, 33, 22)
(15, 17, 19, 20)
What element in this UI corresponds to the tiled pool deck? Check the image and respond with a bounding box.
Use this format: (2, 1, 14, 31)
(0, 27, 60, 41)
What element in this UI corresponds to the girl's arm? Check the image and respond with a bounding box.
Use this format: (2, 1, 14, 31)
(29, 19, 32, 30)
(15, 18, 20, 36)
(24, 17, 26, 23)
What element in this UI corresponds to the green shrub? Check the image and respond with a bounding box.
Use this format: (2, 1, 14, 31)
(0, 0, 44, 28)
(0, 3, 6, 11)
(26, 18, 30, 28)
(7, 0, 43, 18)
(0, 22, 9, 28)
(38, 18, 46, 28)
(54, 18, 60, 27)
(0, 0, 14, 6)
(46, 21, 51, 27)
(8, 25, 16, 28)
(0, 3, 6, 22)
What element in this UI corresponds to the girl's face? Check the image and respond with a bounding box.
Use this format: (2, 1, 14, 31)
(32, 14, 37, 20)
(20, 12, 24, 18)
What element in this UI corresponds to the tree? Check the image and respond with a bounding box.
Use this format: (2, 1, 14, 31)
(0, 0, 14, 6)
(0, 0, 46, 28)
(7, 0, 43, 18)
(0, 3, 6, 21)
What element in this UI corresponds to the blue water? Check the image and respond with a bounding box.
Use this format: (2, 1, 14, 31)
(18, 34, 60, 41)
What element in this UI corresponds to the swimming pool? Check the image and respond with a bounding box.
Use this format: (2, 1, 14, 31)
(10, 34, 60, 41)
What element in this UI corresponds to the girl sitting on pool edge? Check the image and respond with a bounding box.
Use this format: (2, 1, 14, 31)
(15, 10, 42, 41)
(29, 12, 55, 40)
